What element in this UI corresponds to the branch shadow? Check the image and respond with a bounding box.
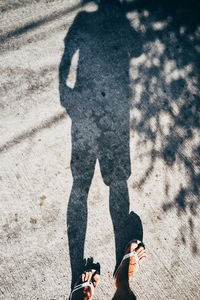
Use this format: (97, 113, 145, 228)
(126, 0, 200, 254)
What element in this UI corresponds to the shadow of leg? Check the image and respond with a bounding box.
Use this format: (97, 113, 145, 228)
(67, 177, 93, 288)
(109, 180, 130, 269)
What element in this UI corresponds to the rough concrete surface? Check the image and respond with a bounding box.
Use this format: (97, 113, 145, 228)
(0, 0, 200, 299)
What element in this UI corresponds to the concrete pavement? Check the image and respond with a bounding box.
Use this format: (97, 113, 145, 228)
(0, 0, 199, 299)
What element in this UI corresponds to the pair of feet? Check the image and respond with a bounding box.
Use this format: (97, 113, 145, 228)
(70, 240, 146, 300)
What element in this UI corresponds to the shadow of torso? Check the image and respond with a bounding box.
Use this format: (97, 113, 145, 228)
(60, 5, 142, 184)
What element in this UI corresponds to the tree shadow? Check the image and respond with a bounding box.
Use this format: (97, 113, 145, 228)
(59, 0, 144, 293)
(125, 0, 200, 254)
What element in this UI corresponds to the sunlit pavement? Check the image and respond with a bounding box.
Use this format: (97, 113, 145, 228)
(0, 1, 199, 299)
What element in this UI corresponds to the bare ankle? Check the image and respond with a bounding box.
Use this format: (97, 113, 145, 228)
(112, 287, 135, 300)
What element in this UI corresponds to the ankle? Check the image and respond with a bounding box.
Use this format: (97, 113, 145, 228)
(113, 286, 133, 300)
(115, 277, 129, 289)
(116, 281, 130, 292)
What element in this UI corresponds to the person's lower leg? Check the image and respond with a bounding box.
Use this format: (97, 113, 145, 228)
(112, 288, 136, 300)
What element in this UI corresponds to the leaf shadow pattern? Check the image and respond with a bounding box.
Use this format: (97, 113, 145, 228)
(126, 0, 200, 254)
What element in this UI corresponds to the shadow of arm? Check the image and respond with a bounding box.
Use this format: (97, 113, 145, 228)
(59, 23, 78, 111)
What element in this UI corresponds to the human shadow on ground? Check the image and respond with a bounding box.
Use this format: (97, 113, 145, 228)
(59, 0, 144, 291)
(59, 0, 200, 294)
